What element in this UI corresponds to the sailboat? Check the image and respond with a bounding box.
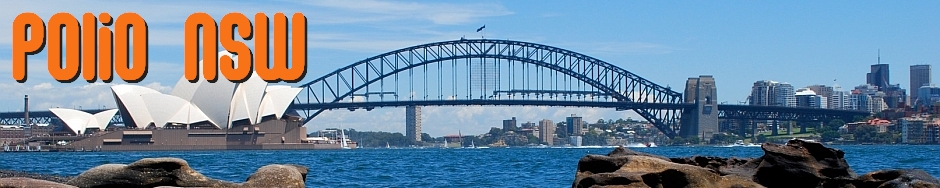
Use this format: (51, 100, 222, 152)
(386, 142, 390, 149)
(340, 129, 350, 149)
(443, 139, 448, 148)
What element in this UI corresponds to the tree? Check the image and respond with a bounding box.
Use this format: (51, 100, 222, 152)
(755, 134, 767, 143)
(597, 119, 606, 124)
(667, 136, 700, 145)
(421, 133, 433, 143)
(712, 133, 743, 144)
(853, 124, 879, 143)
(827, 119, 846, 130)
(488, 127, 503, 137)
(820, 130, 841, 142)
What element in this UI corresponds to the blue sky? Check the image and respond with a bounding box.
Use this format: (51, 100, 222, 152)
(1, 1, 938, 136)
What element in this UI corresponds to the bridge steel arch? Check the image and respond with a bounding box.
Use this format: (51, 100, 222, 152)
(293, 39, 686, 138)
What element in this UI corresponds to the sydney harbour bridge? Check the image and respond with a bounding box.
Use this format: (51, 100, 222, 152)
(0, 39, 868, 139)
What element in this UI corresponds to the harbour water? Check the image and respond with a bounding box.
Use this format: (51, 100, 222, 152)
(1, 145, 938, 187)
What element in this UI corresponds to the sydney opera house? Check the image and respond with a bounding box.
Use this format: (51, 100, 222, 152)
(49, 52, 354, 151)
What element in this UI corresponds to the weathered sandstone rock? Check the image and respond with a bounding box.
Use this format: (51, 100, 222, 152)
(573, 147, 763, 188)
(0, 177, 76, 188)
(65, 157, 307, 188)
(754, 139, 856, 188)
(573, 139, 940, 188)
(856, 169, 940, 188)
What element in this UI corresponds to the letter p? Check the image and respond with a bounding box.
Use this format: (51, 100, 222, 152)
(12, 12, 46, 83)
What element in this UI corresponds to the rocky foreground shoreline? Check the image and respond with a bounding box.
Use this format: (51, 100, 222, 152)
(0, 158, 307, 188)
(573, 139, 940, 188)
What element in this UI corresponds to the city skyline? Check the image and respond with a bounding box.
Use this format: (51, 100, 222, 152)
(1, 1, 939, 136)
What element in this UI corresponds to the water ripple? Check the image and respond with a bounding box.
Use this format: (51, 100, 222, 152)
(1, 146, 938, 187)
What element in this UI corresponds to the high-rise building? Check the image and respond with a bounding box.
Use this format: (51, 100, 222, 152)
(911, 65, 932, 102)
(830, 88, 850, 110)
(750, 80, 778, 106)
(872, 92, 888, 112)
(850, 90, 874, 113)
(538, 119, 554, 146)
(918, 85, 940, 108)
(521, 121, 536, 129)
(796, 88, 826, 108)
(807, 85, 834, 108)
(775, 83, 796, 107)
(901, 117, 940, 144)
(749, 80, 796, 107)
(405, 106, 421, 142)
(503, 117, 517, 132)
(883, 84, 907, 109)
(566, 114, 583, 136)
(868, 64, 890, 91)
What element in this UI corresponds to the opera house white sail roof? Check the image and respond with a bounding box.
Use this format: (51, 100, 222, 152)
(51, 51, 302, 131)
(49, 108, 118, 135)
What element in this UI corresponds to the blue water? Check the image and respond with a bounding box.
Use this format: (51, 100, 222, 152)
(1, 145, 938, 187)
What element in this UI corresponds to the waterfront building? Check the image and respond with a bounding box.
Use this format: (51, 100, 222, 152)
(521, 121, 536, 129)
(0, 125, 25, 139)
(830, 87, 850, 110)
(911, 65, 932, 103)
(406, 106, 422, 142)
(918, 85, 940, 108)
(538, 119, 554, 146)
(807, 85, 834, 102)
(796, 88, 826, 108)
(868, 64, 890, 91)
(882, 84, 907, 109)
(872, 92, 888, 112)
(749, 80, 778, 106)
(849, 90, 872, 113)
(901, 117, 940, 144)
(569, 136, 583, 147)
(503, 117, 518, 132)
(808, 85, 838, 109)
(566, 114, 584, 136)
(775, 83, 796, 107)
(748, 80, 796, 107)
(45, 52, 353, 150)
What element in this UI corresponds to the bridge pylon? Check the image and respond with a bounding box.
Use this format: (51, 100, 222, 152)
(680, 75, 719, 142)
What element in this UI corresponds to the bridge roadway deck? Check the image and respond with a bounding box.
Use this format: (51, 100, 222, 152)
(292, 100, 694, 110)
(0, 104, 869, 124)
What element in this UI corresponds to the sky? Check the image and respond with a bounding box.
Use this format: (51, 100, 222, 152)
(1, 1, 938, 136)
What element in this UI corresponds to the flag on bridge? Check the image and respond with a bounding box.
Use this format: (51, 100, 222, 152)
(476, 25, 486, 32)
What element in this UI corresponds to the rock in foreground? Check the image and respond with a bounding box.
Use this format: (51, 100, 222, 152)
(573, 139, 940, 188)
(60, 157, 306, 188)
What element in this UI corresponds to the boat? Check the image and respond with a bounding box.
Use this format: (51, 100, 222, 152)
(340, 129, 351, 149)
(386, 142, 390, 149)
(443, 139, 448, 148)
(718, 140, 760, 147)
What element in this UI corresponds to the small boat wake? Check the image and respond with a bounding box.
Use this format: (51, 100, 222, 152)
(716, 140, 761, 147)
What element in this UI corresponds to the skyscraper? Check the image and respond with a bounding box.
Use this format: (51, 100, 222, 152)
(406, 106, 421, 142)
(796, 88, 826, 108)
(911, 65, 932, 102)
(830, 87, 850, 110)
(538, 119, 554, 146)
(566, 114, 583, 136)
(775, 83, 796, 107)
(868, 64, 890, 91)
(750, 80, 778, 106)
